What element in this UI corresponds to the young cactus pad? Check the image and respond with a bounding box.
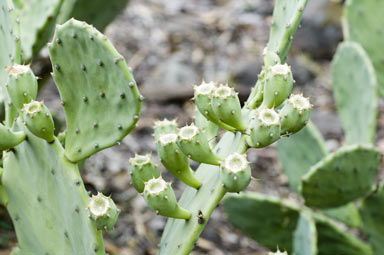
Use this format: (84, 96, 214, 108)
(129, 154, 160, 193)
(88, 192, 120, 231)
(331, 41, 377, 144)
(220, 152, 251, 193)
(301, 144, 380, 209)
(344, 0, 384, 97)
(144, 177, 191, 220)
(49, 19, 142, 162)
(2, 120, 104, 254)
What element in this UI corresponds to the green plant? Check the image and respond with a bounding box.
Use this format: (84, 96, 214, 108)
(127, 0, 311, 254)
(223, 1, 384, 254)
(0, 0, 141, 253)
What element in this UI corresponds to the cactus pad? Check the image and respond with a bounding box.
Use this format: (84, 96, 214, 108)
(344, 0, 384, 97)
(293, 211, 317, 255)
(223, 192, 300, 253)
(2, 120, 104, 254)
(331, 42, 377, 144)
(49, 19, 141, 162)
(267, 0, 308, 62)
(359, 184, 384, 254)
(301, 144, 380, 209)
(277, 122, 327, 193)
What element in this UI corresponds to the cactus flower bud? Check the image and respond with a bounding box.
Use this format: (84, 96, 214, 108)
(22, 101, 55, 142)
(177, 124, 222, 166)
(246, 109, 281, 148)
(144, 177, 191, 219)
(211, 84, 246, 131)
(0, 123, 26, 150)
(157, 133, 201, 189)
(220, 153, 251, 193)
(129, 154, 160, 193)
(194, 81, 236, 131)
(279, 94, 312, 135)
(88, 192, 120, 231)
(261, 63, 293, 109)
(5, 64, 38, 110)
(153, 118, 178, 140)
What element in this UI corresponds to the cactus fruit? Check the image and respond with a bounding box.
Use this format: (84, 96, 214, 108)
(193, 81, 236, 131)
(129, 154, 160, 193)
(277, 122, 327, 192)
(88, 192, 119, 231)
(279, 94, 312, 135)
(344, 0, 384, 97)
(22, 101, 55, 143)
(331, 42, 377, 144)
(157, 133, 201, 189)
(267, 0, 308, 63)
(220, 152, 251, 192)
(211, 84, 246, 131)
(49, 19, 142, 162)
(177, 124, 222, 165)
(246, 108, 281, 148)
(263, 47, 281, 68)
(301, 145, 380, 209)
(293, 212, 317, 255)
(0, 123, 26, 150)
(144, 177, 191, 220)
(5, 64, 38, 110)
(261, 63, 293, 109)
(153, 118, 178, 140)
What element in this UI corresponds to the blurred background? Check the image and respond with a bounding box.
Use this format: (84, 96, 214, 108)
(2, 0, 382, 254)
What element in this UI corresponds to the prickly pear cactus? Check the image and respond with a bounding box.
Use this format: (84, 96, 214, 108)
(293, 212, 317, 255)
(344, 0, 384, 97)
(277, 122, 327, 192)
(301, 145, 380, 209)
(49, 19, 141, 162)
(332, 42, 377, 144)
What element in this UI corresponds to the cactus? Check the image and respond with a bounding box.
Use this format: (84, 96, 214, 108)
(343, 0, 384, 97)
(0, 0, 141, 250)
(331, 42, 377, 144)
(301, 145, 380, 209)
(224, 193, 373, 255)
(49, 19, 141, 162)
(129, 154, 160, 193)
(359, 184, 384, 254)
(293, 211, 317, 255)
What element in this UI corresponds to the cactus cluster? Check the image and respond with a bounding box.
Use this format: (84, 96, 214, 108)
(222, 1, 384, 254)
(0, 0, 141, 252)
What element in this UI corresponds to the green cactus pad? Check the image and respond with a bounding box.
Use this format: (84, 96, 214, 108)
(293, 211, 317, 255)
(220, 153, 251, 193)
(267, 0, 308, 62)
(277, 121, 327, 193)
(301, 144, 380, 209)
(157, 133, 201, 189)
(0, 122, 25, 150)
(144, 177, 191, 220)
(5, 64, 38, 111)
(331, 42, 377, 144)
(314, 213, 373, 255)
(0, 168, 7, 206)
(22, 101, 55, 143)
(15, 0, 63, 60)
(2, 120, 104, 254)
(223, 192, 300, 253)
(88, 193, 119, 231)
(49, 19, 141, 162)
(129, 154, 160, 193)
(321, 203, 361, 228)
(158, 132, 243, 255)
(177, 124, 222, 166)
(359, 184, 384, 254)
(57, 0, 129, 31)
(344, 0, 384, 97)
(261, 63, 293, 109)
(246, 108, 281, 148)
